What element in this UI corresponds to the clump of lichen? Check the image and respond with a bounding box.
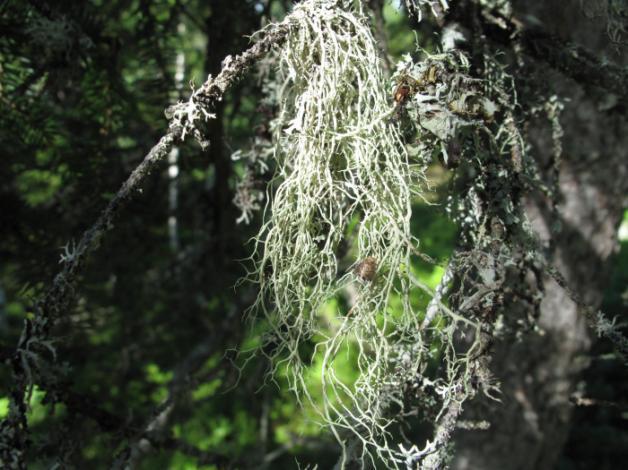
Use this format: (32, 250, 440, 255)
(239, 1, 628, 467)
(245, 0, 428, 465)
(243, 5, 502, 463)
(242, 1, 538, 467)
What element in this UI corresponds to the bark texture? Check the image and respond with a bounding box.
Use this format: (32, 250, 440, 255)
(452, 2, 628, 469)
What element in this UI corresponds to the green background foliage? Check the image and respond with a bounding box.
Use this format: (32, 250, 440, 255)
(0, 1, 626, 468)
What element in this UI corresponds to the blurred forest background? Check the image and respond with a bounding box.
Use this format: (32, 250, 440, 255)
(1, 0, 627, 468)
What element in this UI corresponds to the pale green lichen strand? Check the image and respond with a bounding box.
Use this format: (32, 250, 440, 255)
(249, 0, 422, 465)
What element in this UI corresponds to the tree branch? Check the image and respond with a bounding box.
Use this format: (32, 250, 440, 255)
(0, 8, 295, 467)
(110, 332, 232, 469)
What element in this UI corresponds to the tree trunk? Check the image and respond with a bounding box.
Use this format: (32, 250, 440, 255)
(452, 2, 628, 468)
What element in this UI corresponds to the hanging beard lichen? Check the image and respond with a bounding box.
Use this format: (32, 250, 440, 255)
(246, 0, 426, 465)
(235, 1, 628, 468)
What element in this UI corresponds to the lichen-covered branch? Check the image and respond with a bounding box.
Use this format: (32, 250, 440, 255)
(0, 131, 179, 470)
(0, 7, 297, 466)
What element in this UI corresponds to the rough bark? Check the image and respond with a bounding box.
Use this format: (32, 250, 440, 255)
(452, 2, 628, 469)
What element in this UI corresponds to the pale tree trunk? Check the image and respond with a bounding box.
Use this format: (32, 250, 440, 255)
(168, 23, 186, 253)
(452, 1, 628, 468)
